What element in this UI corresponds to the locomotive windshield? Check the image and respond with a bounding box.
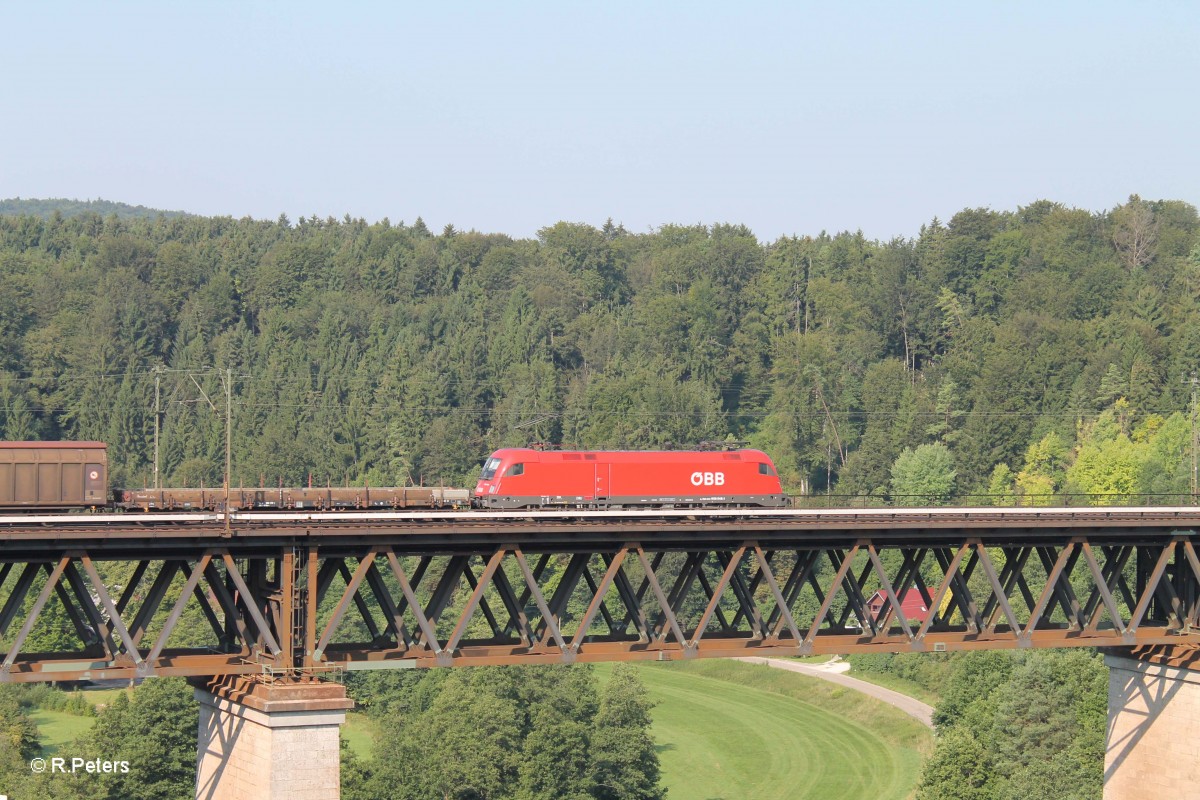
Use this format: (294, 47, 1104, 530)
(480, 457, 502, 480)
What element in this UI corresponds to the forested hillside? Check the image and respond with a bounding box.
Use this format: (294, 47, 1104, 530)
(0, 197, 1197, 503)
(0, 197, 189, 221)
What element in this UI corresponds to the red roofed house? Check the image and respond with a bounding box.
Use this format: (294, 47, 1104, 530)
(865, 589, 931, 623)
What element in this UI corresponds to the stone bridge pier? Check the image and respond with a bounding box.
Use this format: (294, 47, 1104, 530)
(192, 676, 354, 800)
(1105, 645, 1200, 799)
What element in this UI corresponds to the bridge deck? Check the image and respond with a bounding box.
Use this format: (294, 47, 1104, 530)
(4, 504, 1200, 528)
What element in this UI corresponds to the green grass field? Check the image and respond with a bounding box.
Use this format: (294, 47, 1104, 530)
(596, 660, 933, 800)
(30, 708, 95, 756)
(341, 710, 378, 758)
(79, 688, 128, 709)
(31, 687, 128, 755)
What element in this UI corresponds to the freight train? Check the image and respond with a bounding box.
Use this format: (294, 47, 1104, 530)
(0, 441, 786, 512)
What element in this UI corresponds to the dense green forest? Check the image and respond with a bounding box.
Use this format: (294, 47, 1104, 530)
(852, 650, 1106, 799)
(1, 196, 1198, 503)
(343, 665, 663, 800)
(0, 679, 196, 800)
(0, 198, 189, 221)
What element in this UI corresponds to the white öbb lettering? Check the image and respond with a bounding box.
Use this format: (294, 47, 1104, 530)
(689, 471, 725, 487)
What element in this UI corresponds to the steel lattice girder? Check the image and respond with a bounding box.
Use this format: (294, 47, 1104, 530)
(2, 531, 1200, 681)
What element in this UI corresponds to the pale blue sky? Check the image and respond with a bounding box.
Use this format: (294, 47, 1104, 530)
(3, 2, 1196, 240)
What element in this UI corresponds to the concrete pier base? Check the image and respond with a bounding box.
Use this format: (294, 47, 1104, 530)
(1105, 646, 1200, 799)
(193, 676, 354, 800)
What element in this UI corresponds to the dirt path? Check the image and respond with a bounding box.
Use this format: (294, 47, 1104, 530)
(733, 657, 935, 729)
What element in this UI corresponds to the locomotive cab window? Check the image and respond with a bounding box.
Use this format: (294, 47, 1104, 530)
(504, 463, 525, 477)
(480, 457, 502, 480)
(758, 463, 777, 476)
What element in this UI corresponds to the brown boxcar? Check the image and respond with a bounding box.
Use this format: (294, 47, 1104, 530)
(0, 441, 108, 509)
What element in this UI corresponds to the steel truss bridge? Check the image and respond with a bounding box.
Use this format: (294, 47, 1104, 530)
(2, 507, 1200, 683)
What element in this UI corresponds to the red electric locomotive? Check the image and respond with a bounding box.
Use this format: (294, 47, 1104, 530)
(473, 448, 786, 509)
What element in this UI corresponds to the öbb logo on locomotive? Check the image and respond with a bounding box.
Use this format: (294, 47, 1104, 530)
(0, 441, 786, 512)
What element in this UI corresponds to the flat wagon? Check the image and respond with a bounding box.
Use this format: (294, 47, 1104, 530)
(119, 485, 470, 511)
